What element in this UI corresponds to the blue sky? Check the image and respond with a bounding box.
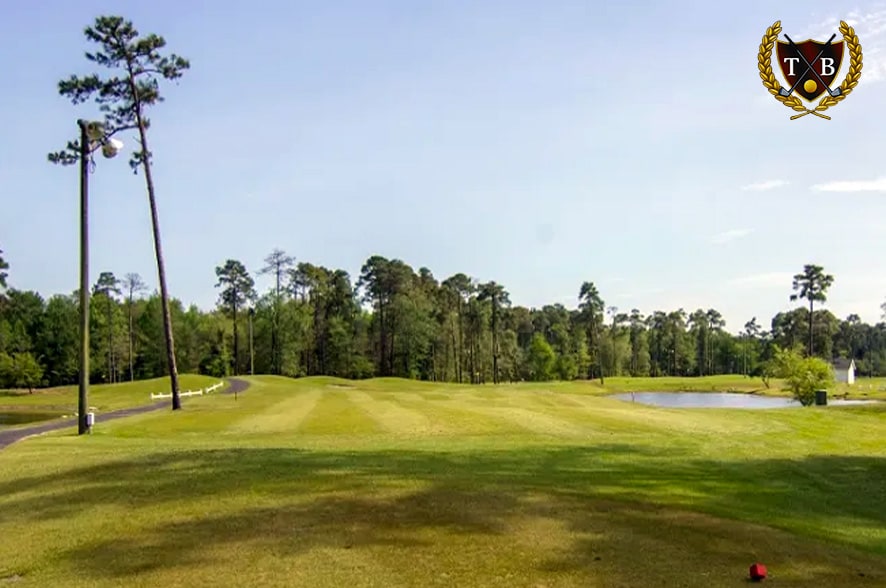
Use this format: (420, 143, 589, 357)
(2, 1, 885, 333)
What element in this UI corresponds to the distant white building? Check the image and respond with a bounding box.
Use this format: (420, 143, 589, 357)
(832, 358, 856, 385)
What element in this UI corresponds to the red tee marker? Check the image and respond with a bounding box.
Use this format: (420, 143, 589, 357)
(749, 563, 767, 581)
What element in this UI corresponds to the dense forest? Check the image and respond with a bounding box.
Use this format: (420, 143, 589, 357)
(1, 245, 885, 390)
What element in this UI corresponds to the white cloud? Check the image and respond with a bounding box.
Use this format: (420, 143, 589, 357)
(726, 270, 885, 293)
(711, 228, 753, 244)
(811, 177, 886, 192)
(614, 288, 664, 300)
(838, 274, 886, 288)
(801, 8, 886, 83)
(860, 46, 886, 83)
(741, 180, 789, 191)
(727, 272, 794, 288)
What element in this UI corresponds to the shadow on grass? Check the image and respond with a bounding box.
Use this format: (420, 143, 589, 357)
(60, 486, 519, 577)
(0, 445, 883, 584)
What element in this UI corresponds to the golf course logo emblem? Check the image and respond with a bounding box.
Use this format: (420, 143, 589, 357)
(758, 20, 863, 120)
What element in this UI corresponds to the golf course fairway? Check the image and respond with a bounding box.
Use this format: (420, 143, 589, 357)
(0, 375, 883, 587)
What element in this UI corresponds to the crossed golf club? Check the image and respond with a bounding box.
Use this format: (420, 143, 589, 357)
(777, 33, 841, 119)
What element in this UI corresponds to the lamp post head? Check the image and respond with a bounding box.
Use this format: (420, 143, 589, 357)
(101, 138, 124, 159)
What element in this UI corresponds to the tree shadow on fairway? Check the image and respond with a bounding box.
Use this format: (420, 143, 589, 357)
(58, 485, 519, 577)
(0, 445, 883, 584)
(55, 484, 885, 586)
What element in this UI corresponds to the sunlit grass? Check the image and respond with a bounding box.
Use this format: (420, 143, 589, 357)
(0, 375, 883, 587)
(0, 374, 224, 414)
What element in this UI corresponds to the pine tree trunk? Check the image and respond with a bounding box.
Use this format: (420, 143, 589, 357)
(457, 299, 464, 383)
(597, 321, 604, 385)
(491, 300, 498, 384)
(136, 120, 181, 409)
(273, 270, 280, 374)
(128, 296, 134, 381)
(249, 311, 254, 375)
(449, 325, 457, 382)
(232, 302, 239, 375)
(587, 323, 594, 380)
(469, 332, 476, 384)
(107, 297, 113, 383)
(389, 328, 396, 377)
(379, 302, 387, 377)
(808, 299, 814, 356)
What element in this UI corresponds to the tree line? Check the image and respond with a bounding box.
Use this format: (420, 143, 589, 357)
(1, 247, 885, 390)
(10, 15, 883, 393)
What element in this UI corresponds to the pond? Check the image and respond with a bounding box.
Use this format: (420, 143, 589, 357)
(610, 392, 878, 409)
(0, 411, 66, 426)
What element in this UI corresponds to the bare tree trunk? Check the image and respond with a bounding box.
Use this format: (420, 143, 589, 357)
(135, 118, 181, 410)
(379, 303, 387, 377)
(249, 310, 254, 375)
(123, 55, 181, 408)
(107, 297, 114, 383)
(457, 299, 464, 383)
(587, 324, 594, 379)
(389, 327, 396, 376)
(128, 294, 134, 381)
(271, 324, 278, 374)
(232, 302, 239, 375)
(449, 326, 457, 382)
(273, 269, 280, 374)
(597, 322, 604, 385)
(491, 299, 499, 384)
(808, 299, 814, 357)
(469, 332, 476, 384)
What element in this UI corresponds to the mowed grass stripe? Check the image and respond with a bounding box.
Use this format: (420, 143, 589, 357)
(551, 392, 757, 436)
(230, 389, 323, 435)
(430, 391, 637, 438)
(479, 387, 607, 413)
(458, 404, 590, 438)
(346, 390, 441, 435)
(389, 394, 527, 435)
(2, 375, 884, 587)
(452, 391, 599, 430)
(297, 391, 383, 435)
(451, 391, 747, 440)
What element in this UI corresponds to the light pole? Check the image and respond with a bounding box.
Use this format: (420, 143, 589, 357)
(74, 119, 124, 435)
(77, 120, 90, 435)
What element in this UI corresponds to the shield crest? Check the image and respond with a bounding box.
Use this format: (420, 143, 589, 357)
(776, 39, 844, 101)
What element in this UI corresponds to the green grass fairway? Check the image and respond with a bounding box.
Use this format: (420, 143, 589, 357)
(0, 374, 224, 418)
(0, 376, 884, 587)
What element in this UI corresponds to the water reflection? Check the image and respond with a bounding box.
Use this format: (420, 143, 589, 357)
(610, 392, 877, 409)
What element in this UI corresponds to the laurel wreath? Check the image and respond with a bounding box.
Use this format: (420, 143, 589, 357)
(758, 20, 863, 120)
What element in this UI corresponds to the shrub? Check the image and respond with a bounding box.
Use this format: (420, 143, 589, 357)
(767, 345, 835, 406)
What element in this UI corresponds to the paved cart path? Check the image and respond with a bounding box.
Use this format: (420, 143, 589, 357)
(0, 378, 250, 450)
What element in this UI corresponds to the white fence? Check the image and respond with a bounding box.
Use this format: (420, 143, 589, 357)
(151, 381, 224, 400)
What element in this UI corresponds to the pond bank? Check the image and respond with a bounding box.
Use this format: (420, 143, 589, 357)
(610, 391, 881, 409)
